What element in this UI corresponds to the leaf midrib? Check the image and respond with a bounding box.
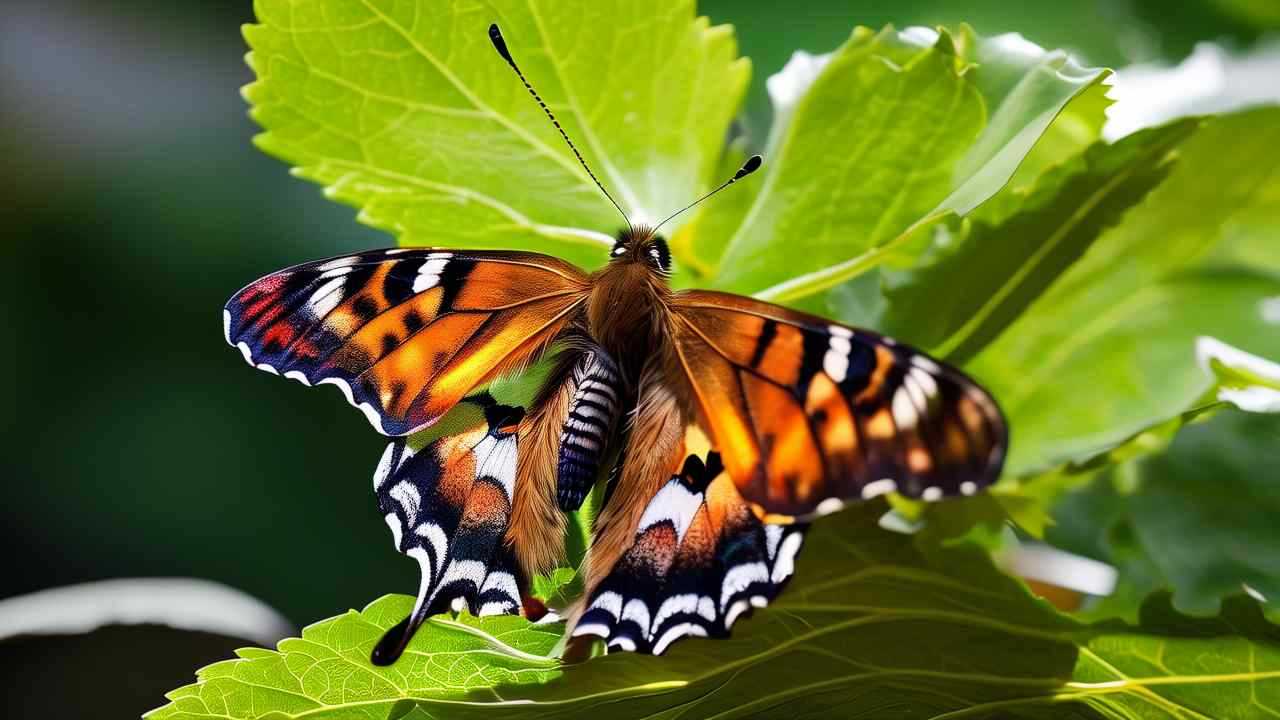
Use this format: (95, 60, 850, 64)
(934, 131, 1181, 360)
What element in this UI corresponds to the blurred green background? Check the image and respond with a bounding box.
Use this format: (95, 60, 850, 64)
(2, 0, 1276, 712)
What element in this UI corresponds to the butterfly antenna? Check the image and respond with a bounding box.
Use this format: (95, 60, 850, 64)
(651, 155, 763, 234)
(488, 23, 632, 233)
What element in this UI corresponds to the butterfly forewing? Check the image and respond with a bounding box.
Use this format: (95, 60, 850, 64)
(671, 290, 1006, 520)
(223, 249, 590, 436)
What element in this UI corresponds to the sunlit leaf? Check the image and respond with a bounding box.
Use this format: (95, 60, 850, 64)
(690, 25, 1106, 307)
(146, 596, 561, 719)
(878, 119, 1196, 362)
(970, 107, 1280, 476)
(150, 504, 1280, 719)
(245, 0, 748, 269)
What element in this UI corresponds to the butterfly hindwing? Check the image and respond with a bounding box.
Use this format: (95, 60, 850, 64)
(224, 249, 589, 436)
(670, 290, 1006, 520)
(370, 393, 527, 665)
(574, 450, 805, 654)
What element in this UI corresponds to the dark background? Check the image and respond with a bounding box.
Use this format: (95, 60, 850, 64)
(2, 0, 1275, 715)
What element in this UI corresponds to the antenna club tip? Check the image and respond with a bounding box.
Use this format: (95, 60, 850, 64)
(488, 23, 514, 62)
(734, 154, 763, 180)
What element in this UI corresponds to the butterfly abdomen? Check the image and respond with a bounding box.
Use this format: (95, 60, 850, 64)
(557, 349, 622, 511)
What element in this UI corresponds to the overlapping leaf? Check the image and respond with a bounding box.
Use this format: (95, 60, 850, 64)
(690, 25, 1107, 307)
(245, 0, 747, 269)
(150, 504, 1280, 719)
(1050, 408, 1280, 626)
(877, 119, 1195, 362)
(148, 600, 562, 719)
(970, 107, 1280, 476)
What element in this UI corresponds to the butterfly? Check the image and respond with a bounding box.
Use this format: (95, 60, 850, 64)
(223, 23, 1007, 664)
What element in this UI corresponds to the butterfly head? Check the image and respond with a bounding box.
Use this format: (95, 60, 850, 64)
(610, 226, 672, 276)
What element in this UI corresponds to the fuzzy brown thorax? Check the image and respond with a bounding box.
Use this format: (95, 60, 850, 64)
(586, 226, 673, 380)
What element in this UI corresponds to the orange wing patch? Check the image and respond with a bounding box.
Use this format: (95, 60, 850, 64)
(671, 290, 1006, 519)
(224, 249, 590, 436)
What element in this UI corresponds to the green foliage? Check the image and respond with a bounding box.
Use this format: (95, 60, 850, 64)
(1051, 410, 1280, 624)
(701, 24, 1109, 305)
(244, 0, 747, 270)
(148, 598, 562, 719)
(971, 107, 1280, 477)
(150, 505, 1280, 719)
(879, 119, 1196, 363)
(152, 0, 1280, 716)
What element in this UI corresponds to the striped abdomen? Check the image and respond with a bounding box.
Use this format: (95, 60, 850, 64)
(557, 349, 622, 510)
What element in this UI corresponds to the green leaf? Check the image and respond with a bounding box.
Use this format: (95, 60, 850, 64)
(1050, 410, 1280, 626)
(151, 504, 1280, 719)
(878, 119, 1196, 362)
(530, 567, 578, 608)
(145, 595, 562, 720)
(693, 25, 1106, 306)
(1069, 593, 1280, 720)
(1044, 345, 1280, 622)
(1007, 336, 1280, 531)
(995, 75, 1113, 208)
(970, 107, 1280, 476)
(244, 0, 748, 270)
(701, 26, 985, 297)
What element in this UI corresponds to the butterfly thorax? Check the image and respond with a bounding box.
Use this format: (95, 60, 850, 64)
(586, 227, 674, 380)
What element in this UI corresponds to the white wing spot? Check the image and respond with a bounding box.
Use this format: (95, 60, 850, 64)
(725, 599, 751, 629)
(922, 486, 944, 502)
(305, 276, 346, 319)
(622, 599, 651, 630)
(892, 387, 919, 431)
(637, 482, 703, 543)
(316, 377, 387, 434)
(480, 571, 519, 602)
(412, 257, 449, 293)
(652, 594, 699, 634)
(389, 481, 422, 526)
(316, 256, 359, 271)
(772, 532, 803, 583)
(283, 370, 311, 386)
(720, 561, 768, 611)
(572, 622, 611, 639)
(609, 636, 637, 652)
(912, 356, 941, 373)
(960, 481, 978, 496)
(591, 591, 624, 621)
(373, 443, 396, 490)
(909, 366, 939, 398)
(415, 522, 448, 576)
(823, 333, 851, 383)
